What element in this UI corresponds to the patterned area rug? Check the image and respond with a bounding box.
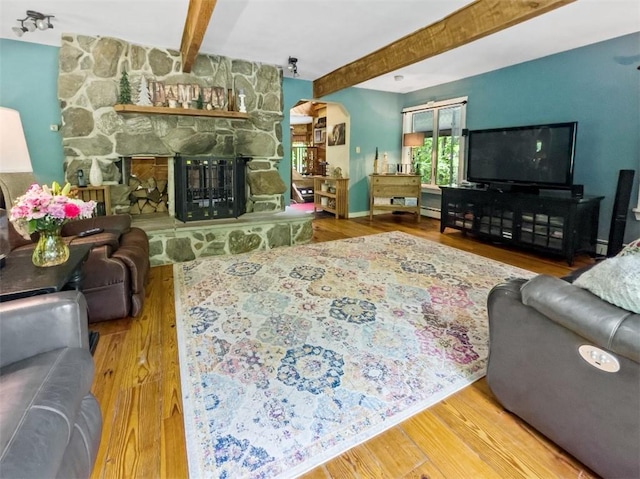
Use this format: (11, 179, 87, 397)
(173, 231, 533, 478)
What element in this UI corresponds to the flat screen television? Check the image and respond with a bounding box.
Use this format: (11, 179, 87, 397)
(466, 122, 577, 189)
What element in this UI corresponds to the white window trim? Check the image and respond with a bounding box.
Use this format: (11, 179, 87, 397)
(401, 96, 468, 114)
(402, 96, 468, 187)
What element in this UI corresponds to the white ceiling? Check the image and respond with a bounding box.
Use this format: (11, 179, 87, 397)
(1, 0, 639, 94)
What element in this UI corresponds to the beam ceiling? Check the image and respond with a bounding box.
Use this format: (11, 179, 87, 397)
(180, 0, 217, 73)
(312, 0, 575, 98)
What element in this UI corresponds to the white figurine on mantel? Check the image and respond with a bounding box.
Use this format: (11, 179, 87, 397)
(381, 152, 388, 175)
(89, 158, 103, 186)
(237, 89, 247, 113)
(136, 76, 152, 106)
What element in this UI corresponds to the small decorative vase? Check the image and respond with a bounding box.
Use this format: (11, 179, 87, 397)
(32, 226, 69, 267)
(89, 158, 103, 186)
(238, 93, 247, 113)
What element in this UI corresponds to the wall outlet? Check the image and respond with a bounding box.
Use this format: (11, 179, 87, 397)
(355, 146, 361, 154)
(50, 124, 59, 131)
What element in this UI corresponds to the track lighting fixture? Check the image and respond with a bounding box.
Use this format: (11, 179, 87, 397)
(287, 56, 299, 77)
(12, 10, 54, 37)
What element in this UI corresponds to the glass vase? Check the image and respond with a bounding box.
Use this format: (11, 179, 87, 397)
(32, 226, 69, 267)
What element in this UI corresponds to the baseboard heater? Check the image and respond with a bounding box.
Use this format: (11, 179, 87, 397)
(421, 206, 441, 219)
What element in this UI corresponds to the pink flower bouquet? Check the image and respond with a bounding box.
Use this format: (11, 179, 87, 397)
(10, 181, 96, 237)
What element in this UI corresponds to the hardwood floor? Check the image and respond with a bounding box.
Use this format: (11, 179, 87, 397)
(89, 214, 598, 479)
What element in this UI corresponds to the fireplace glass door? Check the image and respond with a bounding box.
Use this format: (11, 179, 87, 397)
(175, 156, 248, 221)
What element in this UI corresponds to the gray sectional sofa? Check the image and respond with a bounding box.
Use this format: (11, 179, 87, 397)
(0, 291, 102, 478)
(487, 273, 639, 479)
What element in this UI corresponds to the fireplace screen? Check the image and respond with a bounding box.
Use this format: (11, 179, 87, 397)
(174, 155, 249, 221)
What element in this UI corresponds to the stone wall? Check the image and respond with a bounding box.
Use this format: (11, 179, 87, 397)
(147, 216, 313, 266)
(58, 33, 286, 213)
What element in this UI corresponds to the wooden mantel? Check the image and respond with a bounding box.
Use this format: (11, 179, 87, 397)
(113, 104, 249, 120)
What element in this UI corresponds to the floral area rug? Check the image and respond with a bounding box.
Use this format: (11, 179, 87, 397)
(173, 231, 533, 478)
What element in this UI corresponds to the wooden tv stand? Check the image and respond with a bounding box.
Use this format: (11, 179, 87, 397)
(440, 187, 604, 265)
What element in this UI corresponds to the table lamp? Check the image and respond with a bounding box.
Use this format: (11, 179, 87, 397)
(0, 107, 34, 267)
(403, 132, 424, 173)
(0, 107, 33, 173)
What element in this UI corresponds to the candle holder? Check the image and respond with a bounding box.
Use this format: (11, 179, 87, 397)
(237, 91, 247, 113)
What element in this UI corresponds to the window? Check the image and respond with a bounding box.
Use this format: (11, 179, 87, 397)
(291, 141, 308, 173)
(402, 97, 467, 188)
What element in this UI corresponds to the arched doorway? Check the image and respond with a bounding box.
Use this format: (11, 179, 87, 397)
(288, 99, 350, 211)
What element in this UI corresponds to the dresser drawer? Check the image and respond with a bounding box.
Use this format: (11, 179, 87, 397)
(371, 175, 421, 197)
(372, 175, 420, 186)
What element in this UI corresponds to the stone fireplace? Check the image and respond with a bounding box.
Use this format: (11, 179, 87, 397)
(56, 33, 312, 264)
(58, 33, 287, 217)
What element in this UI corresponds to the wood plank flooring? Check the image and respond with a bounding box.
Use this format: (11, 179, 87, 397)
(89, 214, 598, 479)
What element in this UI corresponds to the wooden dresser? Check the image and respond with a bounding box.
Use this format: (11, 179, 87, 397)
(369, 174, 421, 222)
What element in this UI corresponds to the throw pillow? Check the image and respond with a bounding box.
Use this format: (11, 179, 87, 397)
(617, 237, 640, 257)
(574, 247, 640, 314)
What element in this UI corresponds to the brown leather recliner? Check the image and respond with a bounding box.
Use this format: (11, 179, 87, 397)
(62, 215, 149, 322)
(0, 173, 150, 323)
(4, 212, 149, 322)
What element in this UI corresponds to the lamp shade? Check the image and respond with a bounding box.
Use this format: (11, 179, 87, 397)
(0, 107, 33, 173)
(403, 132, 425, 147)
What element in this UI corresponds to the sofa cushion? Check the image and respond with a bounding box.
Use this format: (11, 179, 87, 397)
(0, 347, 95, 478)
(521, 275, 640, 362)
(573, 244, 640, 314)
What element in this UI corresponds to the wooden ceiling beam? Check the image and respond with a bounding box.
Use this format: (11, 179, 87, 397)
(180, 0, 217, 73)
(312, 0, 575, 98)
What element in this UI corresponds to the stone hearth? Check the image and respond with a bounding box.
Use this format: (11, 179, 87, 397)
(138, 211, 313, 266)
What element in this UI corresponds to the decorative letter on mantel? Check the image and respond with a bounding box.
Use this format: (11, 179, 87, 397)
(147, 81, 228, 111)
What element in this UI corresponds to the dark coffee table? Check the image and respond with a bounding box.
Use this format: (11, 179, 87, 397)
(0, 244, 91, 301)
(0, 244, 99, 353)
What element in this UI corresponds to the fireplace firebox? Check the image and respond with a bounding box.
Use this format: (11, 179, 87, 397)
(174, 155, 250, 222)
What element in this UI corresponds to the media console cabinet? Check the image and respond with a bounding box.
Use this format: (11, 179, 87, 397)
(440, 187, 604, 265)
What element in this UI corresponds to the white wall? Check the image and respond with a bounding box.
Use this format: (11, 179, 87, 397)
(325, 103, 350, 177)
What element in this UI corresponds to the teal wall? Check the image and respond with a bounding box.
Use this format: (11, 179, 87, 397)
(0, 39, 64, 184)
(403, 32, 640, 241)
(281, 77, 313, 206)
(321, 88, 403, 213)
